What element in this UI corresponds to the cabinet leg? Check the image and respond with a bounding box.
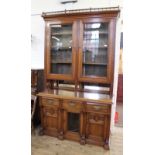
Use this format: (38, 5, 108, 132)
(103, 139, 110, 150)
(80, 135, 86, 145)
(58, 131, 64, 140)
(39, 127, 44, 136)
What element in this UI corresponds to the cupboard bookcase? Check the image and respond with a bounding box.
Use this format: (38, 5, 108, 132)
(38, 8, 119, 150)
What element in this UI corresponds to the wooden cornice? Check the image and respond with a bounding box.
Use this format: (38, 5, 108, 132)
(42, 7, 120, 19)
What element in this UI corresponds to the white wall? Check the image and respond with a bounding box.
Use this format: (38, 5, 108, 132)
(31, 0, 123, 130)
(111, 16, 122, 131)
(31, 16, 44, 69)
(31, 0, 122, 14)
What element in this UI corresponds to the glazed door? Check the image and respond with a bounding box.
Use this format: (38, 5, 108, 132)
(78, 19, 115, 83)
(46, 20, 77, 81)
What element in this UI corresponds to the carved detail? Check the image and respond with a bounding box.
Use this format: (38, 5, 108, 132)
(39, 127, 44, 136)
(69, 102, 76, 106)
(47, 99, 54, 104)
(88, 114, 104, 123)
(93, 105, 101, 111)
(43, 108, 57, 117)
(42, 7, 120, 18)
(80, 135, 86, 145)
(104, 139, 110, 150)
(58, 131, 64, 140)
(46, 81, 51, 89)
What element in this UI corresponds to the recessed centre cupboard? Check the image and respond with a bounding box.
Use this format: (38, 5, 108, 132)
(37, 8, 120, 150)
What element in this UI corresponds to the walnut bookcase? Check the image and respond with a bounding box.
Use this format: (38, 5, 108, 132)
(37, 7, 119, 150)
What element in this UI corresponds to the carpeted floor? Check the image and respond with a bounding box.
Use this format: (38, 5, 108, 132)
(32, 127, 123, 155)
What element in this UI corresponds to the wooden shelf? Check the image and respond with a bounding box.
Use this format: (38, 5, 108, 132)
(83, 46, 108, 49)
(51, 47, 72, 50)
(84, 32, 108, 35)
(84, 27, 108, 31)
(52, 32, 72, 36)
(52, 61, 72, 64)
(83, 62, 107, 65)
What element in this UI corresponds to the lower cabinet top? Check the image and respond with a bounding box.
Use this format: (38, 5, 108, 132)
(37, 89, 112, 104)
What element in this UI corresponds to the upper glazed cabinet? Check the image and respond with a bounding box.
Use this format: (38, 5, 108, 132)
(43, 10, 118, 84)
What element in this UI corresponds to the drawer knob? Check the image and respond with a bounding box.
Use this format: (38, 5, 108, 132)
(46, 112, 51, 115)
(93, 106, 101, 110)
(69, 102, 76, 106)
(47, 100, 53, 104)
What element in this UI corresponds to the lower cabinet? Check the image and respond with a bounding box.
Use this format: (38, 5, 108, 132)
(40, 97, 60, 137)
(86, 103, 111, 149)
(86, 112, 105, 145)
(41, 106, 59, 137)
(39, 97, 111, 149)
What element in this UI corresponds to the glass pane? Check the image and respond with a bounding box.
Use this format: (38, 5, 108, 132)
(83, 23, 109, 77)
(50, 24, 72, 74)
(68, 112, 80, 132)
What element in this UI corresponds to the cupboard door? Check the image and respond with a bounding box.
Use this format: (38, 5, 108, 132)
(86, 113, 105, 146)
(63, 110, 81, 141)
(46, 20, 77, 81)
(62, 100, 83, 141)
(78, 19, 115, 83)
(41, 106, 59, 137)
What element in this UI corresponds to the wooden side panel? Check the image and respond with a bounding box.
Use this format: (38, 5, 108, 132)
(117, 74, 123, 102)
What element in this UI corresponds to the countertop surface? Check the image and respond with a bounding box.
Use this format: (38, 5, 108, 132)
(37, 89, 112, 104)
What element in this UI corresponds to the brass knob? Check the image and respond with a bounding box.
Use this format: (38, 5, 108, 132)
(93, 106, 100, 110)
(69, 102, 76, 106)
(47, 100, 53, 104)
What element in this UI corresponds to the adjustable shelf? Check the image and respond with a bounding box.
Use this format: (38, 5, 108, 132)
(83, 46, 108, 48)
(52, 32, 72, 36)
(52, 61, 72, 64)
(83, 62, 107, 65)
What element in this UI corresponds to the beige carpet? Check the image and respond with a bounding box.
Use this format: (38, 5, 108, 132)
(32, 127, 122, 155)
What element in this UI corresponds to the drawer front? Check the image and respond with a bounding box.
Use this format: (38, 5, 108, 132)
(86, 103, 110, 114)
(63, 100, 83, 112)
(42, 98, 59, 107)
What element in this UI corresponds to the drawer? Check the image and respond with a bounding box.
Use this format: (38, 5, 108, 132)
(86, 103, 110, 114)
(42, 98, 59, 107)
(63, 100, 83, 112)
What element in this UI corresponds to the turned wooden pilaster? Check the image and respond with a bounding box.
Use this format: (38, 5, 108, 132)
(80, 103, 86, 145)
(58, 99, 64, 140)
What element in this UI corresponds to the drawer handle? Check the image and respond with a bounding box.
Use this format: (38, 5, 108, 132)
(45, 109, 55, 115)
(47, 100, 53, 104)
(69, 102, 76, 106)
(46, 112, 51, 115)
(93, 106, 101, 111)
